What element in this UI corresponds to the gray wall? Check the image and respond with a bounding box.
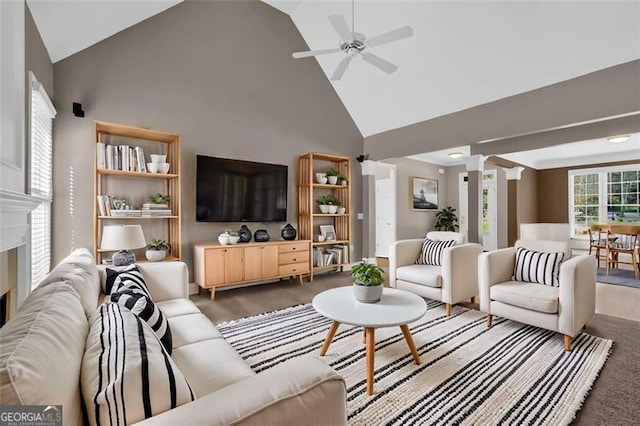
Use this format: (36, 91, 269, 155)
(364, 60, 640, 160)
(383, 158, 445, 240)
(51, 1, 363, 277)
(25, 7, 53, 97)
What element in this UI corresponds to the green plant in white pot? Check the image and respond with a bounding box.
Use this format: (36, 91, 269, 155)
(351, 261, 385, 303)
(145, 238, 170, 262)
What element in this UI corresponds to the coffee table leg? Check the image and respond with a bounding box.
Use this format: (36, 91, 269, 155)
(319, 321, 340, 356)
(365, 327, 375, 395)
(400, 324, 421, 365)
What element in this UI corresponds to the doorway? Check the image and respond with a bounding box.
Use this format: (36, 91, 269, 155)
(459, 171, 497, 251)
(374, 165, 396, 258)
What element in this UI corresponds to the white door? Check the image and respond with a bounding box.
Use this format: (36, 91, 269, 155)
(459, 172, 497, 251)
(375, 178, 396, 257)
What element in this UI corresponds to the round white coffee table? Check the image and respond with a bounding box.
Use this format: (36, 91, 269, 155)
(312, 286, 427, 395)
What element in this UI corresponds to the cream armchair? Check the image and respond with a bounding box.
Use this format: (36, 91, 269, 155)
(478, 239, 596, 351)
(390, 231, 483, 316)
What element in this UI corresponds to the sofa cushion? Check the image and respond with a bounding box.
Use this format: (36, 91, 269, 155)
(490, 281, 559, 314)
(37, 248, 100, 318)
(416, 238, 456, 266)
(0, 283, 88, 426)
(512, 246, 565, 287)
(82, 303, 195, 425)
(168, 313, 223, 349)
(396, 264, 442, 288)
(156, 299, 201, 318)
(171, 339, 255, 396)
(111, 283, 173, 355)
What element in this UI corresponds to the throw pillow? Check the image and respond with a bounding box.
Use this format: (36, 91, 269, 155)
(110, 283, 173, 354)
(82, 303, 195, 426)
(103, 264, 147, 295)
(416, 238, 457, 266)
(512, 246, 565, 287)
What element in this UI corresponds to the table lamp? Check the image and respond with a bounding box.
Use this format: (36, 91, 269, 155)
(100, 224, 146, 266)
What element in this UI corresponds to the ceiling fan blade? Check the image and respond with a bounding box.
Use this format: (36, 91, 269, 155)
(292, 48, 341, 59)
(331, 56, 351, 81)
(366, 26, 413, 48)
(361, 52, 398, 74)
(328, 14, 353, 41)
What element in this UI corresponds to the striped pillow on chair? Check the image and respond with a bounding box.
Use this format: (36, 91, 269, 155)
(512, 246, 565, 287)
(416, 238, 457, 266)
(82, 303, 194, 425)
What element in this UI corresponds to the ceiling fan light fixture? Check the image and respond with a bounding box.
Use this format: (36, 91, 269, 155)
(448, 152, 463, 159)
(607, 135, 630, 144)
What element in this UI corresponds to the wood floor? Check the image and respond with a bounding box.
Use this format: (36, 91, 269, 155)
(190, 270, 640, 426)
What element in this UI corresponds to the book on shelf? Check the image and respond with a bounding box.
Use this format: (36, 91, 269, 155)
(141, 210, 172, 217)
(99, 143, 150, 173)
(96, 143, 106, 169)
(110, 210, 142, 217)
(142, 203, 169, 209)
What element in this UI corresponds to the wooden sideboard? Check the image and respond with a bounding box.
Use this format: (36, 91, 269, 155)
(193, 240, 311, 300)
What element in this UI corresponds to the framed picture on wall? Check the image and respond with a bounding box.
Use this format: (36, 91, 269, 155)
(411, 177, 438, 210)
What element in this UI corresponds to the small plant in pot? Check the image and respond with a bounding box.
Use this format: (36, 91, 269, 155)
(351, 261, 385, 303)
(337, 172, 348, 186)
(316, 194, 340, 214)
(434, 206, 459, 231)
(326, 168, 341, 185)
(147, 193, 171, 207)
(145, 238, 170, 262)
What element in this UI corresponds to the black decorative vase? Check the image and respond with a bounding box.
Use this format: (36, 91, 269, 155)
(254, 229, 270, 242)
(281, 223, 297, 241)
(238, 225, 252, 243)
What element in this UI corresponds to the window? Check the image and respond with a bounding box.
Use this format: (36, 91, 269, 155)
(569, 164, 640, 237)
(29, 72, 56, 288)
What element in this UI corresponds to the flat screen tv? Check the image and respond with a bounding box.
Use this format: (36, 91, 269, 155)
(196, 155, 288, 222)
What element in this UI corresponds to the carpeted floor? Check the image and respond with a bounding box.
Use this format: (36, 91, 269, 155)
(596, 267, 640, 289)
(191, 271, 640, 425)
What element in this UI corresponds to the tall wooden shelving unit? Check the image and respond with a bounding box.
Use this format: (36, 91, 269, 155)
(298, 153, 351, 280)
(93, 121, 182, 264)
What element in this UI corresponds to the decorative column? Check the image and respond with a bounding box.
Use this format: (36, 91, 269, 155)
(505, 167, 524, 246)
(465, 155, 485, 244)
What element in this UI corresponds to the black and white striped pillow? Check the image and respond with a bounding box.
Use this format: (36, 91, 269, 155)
(104, 265, 148, 295)
(82, 303, 195, 425)
(512, 246, 565, 287)
(416, 238, 457, 266)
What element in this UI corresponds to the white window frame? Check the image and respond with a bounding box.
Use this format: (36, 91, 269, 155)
(28, 71, 56, 288)
(568, 163, 640, 238)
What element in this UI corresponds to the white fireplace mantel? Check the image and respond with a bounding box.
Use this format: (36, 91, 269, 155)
(0, 189, 41, 252)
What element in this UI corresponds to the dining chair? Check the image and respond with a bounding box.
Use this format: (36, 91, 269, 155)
(588, 225, 609, 268)
(606, 227, 640, 279)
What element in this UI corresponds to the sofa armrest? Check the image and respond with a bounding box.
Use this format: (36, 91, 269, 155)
(441, 243, 483, 304)
(558, 255, 596, 337)
(389, 239, 423, 287)
(134, 357, 346, 426)
(100, 262, 189, 302)
(478, 247, 516, 313)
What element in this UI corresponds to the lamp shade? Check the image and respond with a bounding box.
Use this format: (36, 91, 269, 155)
(100, 225, 146, 250)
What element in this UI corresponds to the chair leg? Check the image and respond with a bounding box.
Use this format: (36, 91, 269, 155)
(445, 303, 451, 316)
(486, 314, 493, 328)
(564, 334, 572, 351)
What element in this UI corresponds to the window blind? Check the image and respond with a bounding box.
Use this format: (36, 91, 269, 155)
(29, 74, 56, 288)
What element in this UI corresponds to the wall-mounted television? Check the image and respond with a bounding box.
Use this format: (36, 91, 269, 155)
(196, 155, 288, 222)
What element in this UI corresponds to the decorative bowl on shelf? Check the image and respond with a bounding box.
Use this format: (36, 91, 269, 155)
(157, 163, 170, 173)
(218, 235, 230, 245)
(319, 205, 330, 214)
(315, 173, 327, 184)
(328, 205, 338, 214)
(228, 235, 240, 244)
(327, 176, 338, 185)
(147, 163, 159, 173)
(150, 154, 167, 163)
(145, 250, 167, 262)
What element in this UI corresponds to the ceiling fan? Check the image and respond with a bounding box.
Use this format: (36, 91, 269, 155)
(292, 2, 413, 81)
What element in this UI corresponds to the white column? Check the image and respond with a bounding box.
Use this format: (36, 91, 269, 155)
(465, 155, 485, 244)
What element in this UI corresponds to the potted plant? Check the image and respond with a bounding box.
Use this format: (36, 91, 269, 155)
(316, 194, 340, 214)
(326, 168, 341, 185)
(145, 238, 170, 261)
(337, 172, 348, 186)
(146, 193, 171, 207)
(434, 206, 459, 232)
(351, 261, 385, 303)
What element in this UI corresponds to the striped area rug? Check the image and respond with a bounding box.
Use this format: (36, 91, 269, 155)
(217, 302, 612, 425)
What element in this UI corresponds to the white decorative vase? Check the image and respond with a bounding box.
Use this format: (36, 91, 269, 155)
(145, 250, 166, 262)
(353, 283, 383, 303)
(340, 180, 347, 186)
(328, 176, 338, 185)
(315, 173, 327, 184)
(319, 205, 330, 214)
(328, 205, 338, 214)
(337, 207, 346, 214)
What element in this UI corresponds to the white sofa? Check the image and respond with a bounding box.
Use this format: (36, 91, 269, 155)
(389, 231, 483, 315)
(478, 239, 596, 351)
(0, 249, 347, 425)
